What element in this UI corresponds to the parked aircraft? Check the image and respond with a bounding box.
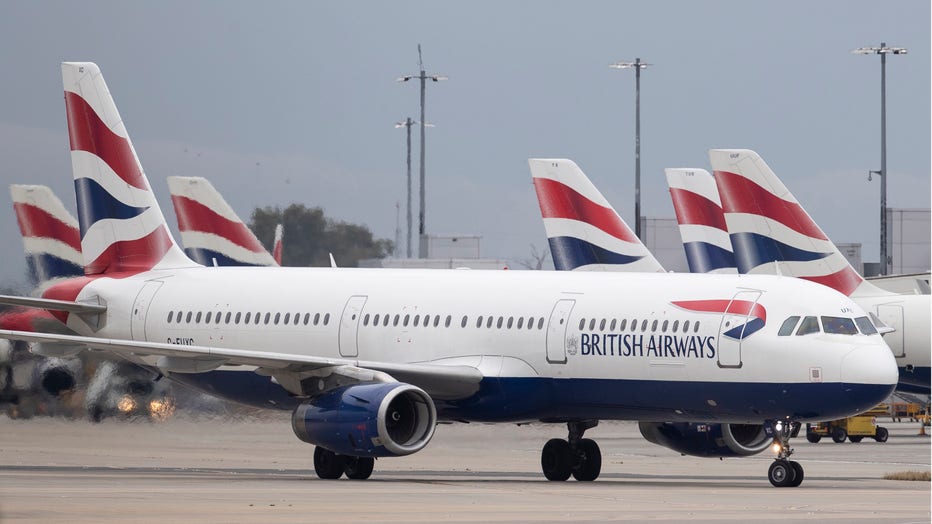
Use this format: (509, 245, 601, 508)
(708, 149, 930, 391)
(665, 168, 737, 274)
(0, 63, 899, 487)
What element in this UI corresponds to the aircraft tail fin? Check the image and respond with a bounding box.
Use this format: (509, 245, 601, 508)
(273, 224, 284, 265)
(167, 176, 278, 267)
(62, 62, 196, 275)
(529, 158, 665, 272)
(708, 149, 872, 296)
(664, 169, 737, 274)
(10, 185, 84, 285)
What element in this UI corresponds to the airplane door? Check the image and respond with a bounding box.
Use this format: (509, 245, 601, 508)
(876, 304, 905, 358)
(131, 281, 163, 341)
(339, 295, 368, 357)
(716, 290, 761, 368)
(546, 299, 575, 364)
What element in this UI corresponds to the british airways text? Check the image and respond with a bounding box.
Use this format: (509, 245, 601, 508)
(579, 333, 716, 359)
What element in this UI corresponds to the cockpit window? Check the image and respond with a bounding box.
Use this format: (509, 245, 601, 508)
(821, 316, 858, 335)
(854, 316, 878, 335)
(795, 316, 820, 336)
(778, 316, 800, 336)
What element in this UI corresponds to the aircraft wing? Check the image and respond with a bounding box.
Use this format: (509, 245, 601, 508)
(0, 294, 106, 314)
(0, 329, 483, 400)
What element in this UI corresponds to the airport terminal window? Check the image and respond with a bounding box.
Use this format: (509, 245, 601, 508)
(778, 316, 800, 336)
(855, 316, 877, 335)
(822, 316, 858, 335)
(796, 316, 819, 336)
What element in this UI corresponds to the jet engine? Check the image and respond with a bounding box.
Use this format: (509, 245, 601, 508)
(35, 357, 82, 397)
(292, 382, 437, 457)
(638, 422, 773, 457)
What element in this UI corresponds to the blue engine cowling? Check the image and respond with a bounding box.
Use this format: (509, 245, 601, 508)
(638, 422, 773, 457)
(291, 382, 437, 457)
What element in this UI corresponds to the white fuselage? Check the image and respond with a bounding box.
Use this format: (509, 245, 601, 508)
(56, 266, 897, 423)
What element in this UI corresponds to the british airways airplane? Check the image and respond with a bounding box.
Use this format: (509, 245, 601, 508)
(0, 63, 898, 487)
(707, 149, 930, 392)
(665, 168, 737, 274)
(168, 176, 279, 268)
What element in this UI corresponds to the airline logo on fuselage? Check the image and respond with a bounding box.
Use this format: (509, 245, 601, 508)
(673, 299, 767, 340)
(577, 332, 716, 359)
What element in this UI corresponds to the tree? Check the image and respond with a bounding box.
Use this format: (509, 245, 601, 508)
(249, 204, 393, 267)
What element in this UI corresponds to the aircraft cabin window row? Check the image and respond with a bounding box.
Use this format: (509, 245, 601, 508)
(776, 315, 877, 336)
(578, 317, 698, 334)
(166, 310, 331, 326)
(360, 313, 546, 330)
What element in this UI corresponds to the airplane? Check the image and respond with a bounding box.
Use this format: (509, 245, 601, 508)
(0, 63, 899, 487)
(665, 168, 737, 274)
(708, 149, 930, 392)
(273, 223, 284, 265)
(168, 176, 279, 267)
(529, 159, 664, 272)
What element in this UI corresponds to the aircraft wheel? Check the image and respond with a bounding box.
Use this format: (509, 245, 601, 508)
(806, 432, 821, 443)
(831, 428, 847, 443)
(768, 460, 796, 487)
(541, 438, 573, 481)
(788, 461, 804, 487)
(874, 427, 889, 442)
(572, 438, 601, 481)
(314, 446, 346, 480)
(344, 456, 375, 480)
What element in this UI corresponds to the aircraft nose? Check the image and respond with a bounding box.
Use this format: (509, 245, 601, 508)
(840, 344, 898, 407)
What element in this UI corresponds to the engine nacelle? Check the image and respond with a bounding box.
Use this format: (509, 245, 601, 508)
(638, 422, 773, 458)
(292, 382, 437, 458)
(36, 357, 82, 398)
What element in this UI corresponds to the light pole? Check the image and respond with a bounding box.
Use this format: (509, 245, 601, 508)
(853, 42, 907, 275)
(395, 118, 433, 258)
(610, 58, 652, 239)
(398, 44, 447, 258)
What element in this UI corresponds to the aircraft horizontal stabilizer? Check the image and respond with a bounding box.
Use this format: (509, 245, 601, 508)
(0, 294, 107, 314)
(0, 328, 483, 400)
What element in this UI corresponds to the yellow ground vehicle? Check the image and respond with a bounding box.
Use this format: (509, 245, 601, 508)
(806, 406, 889, 443)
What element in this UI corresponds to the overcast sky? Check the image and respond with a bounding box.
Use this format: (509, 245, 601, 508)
(0, 1, 928, 287)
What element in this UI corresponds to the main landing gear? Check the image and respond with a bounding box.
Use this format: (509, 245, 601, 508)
(541, 420, 602, 481)
(313, 446, 375, 480)
(768, 420, 804, 487)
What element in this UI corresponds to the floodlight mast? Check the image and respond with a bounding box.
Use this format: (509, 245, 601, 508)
(610, 58, 652, 239)
(852, 42, 907, 275)
(397, 45, 447, 257)
(395, 118, 434, 258)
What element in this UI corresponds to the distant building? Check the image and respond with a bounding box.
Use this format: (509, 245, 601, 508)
(640, 218, 688, 272)
(361, 234, 509, 270)
(886, 209, 931, 275)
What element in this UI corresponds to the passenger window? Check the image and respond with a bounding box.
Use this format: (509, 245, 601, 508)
(194, 312, 202, 324)
(619, 319, 627, 331)
(476, 316, 483, 328)
(822, 316, 858, 335)
(413, 315, 420, 327)
(662, 320, 668, 332)
(528, 317, 534, 330)
(314, 313, 321, 326)
(393, 314, 400, 327)
(683, 320, 690, 333)
(167, 311, 174, 323)
(294, 313, 300, 325)
(641, 320, 648, 332)
(185, 311, 192, 323)
(444, 315, 451, 328)
(517, 317, 524, 329)
(855, 316, 877, 335)
(373, 314, 380, 326)
(383, 315, 390, 327)
(507, 317, 514, 329)
(599, 319, 606, 331)
(461, 315, 468, 328)
(363, 314, 370, 326)
(284, 313, 291, 325)
(579, 318, 586, 330)
(264, 313, 271, 325)
(778, 316, 800, 336)
(323, 313, 329, 325)
(589, 319, 596, 330)
(303, 313, 310, 325)
(631, 319, 637, 332)
(672, 320, 679, 332)
(235, 312, 242, 325)
(651, 320, 658, 332)
(537, 318, 544, 329)
(205, 311, 212, 323)
(693, 322, 700, 333)
(497, 317, 503, 329)
(245, 312, 251, 324)
(796, 316, 820, 336)
(610, 319, 616, 331)
(403, 314, 410, 327)
(487, 317, 493, 328)
(216, 312, 222, 324)
(272, 313, 280, 325)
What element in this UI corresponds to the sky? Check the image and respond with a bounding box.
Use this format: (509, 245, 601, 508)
(0, 1, 928, 287)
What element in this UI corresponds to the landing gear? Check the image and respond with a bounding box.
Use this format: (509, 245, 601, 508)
(768, 420, 804, 487)
(540, 420, 601, 481)
(313, 447, 376, 480)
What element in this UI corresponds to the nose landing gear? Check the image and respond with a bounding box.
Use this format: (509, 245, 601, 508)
(541, 420, 602, 481)
(768, 420, 804, 487)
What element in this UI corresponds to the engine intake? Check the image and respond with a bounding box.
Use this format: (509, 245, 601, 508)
(292, 382, 437, 457)
(638, 422, 772, 457)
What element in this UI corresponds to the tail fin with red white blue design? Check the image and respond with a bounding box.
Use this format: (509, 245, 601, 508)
(10, 185, 83, 286)
(529, 158, 664, 272)
(167, 176, 278, 267)
(664, 168, 737, 274)
(708, 149, 878, 297)
(272, 224, 284, 266)
(62, 62, 195, 275)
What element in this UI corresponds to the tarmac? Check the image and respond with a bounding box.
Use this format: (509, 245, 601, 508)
(1, 412, 929, 523)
